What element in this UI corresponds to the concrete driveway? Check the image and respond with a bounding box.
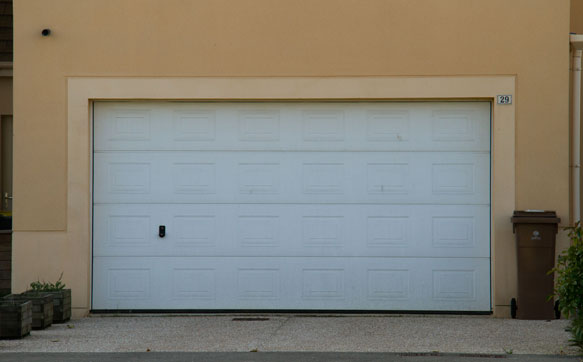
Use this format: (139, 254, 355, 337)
(0, 315, 579, 356)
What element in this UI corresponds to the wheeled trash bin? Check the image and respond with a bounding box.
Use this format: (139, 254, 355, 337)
(511, 210, 561, 320)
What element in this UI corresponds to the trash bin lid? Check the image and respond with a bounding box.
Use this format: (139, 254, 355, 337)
(511, 210, 560, 224)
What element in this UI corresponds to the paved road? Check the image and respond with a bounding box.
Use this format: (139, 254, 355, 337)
(0, 353, 580, 362)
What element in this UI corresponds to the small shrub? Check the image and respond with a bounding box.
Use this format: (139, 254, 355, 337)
(569, 317, 583, 350)
(550, 222, 583, 350)
(29, 272, 66, 292)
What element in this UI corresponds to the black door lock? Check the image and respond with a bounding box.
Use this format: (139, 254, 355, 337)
(159, 225, 166, 238)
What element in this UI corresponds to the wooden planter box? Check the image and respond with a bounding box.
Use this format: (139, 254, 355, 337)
(0, 232, 11, 298)
(4, 293, 53, 330)
(42, 289, 71, 323)
(0, 300, 32, 339)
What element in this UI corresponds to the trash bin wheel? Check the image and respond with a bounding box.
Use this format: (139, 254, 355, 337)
(554, 300, 561, 319)
(510, 298, 517, 319)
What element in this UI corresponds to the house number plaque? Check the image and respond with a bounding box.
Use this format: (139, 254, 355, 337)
(497, 95, 512, 105)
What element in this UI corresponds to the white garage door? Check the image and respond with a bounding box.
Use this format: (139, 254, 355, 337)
(92, 101, 491, 311)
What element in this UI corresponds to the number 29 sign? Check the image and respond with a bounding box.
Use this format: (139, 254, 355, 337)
(497, 95, 512, 105)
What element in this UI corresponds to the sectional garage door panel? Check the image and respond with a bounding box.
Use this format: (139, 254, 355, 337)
(92, 101, 491, 311)
(93, 152, 490, 205)
(92, 257, 491, 311)
(93, 103, 491, 153)
(93, 204, 490, 258)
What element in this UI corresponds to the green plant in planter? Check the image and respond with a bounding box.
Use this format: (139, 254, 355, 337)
(29, 272, 66, 292)
(27, 273, 71, 324)
(550, 221, 583, 350)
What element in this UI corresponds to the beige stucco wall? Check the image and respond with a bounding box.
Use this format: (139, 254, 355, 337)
(572, 0, 583, 33)
(12, 0, 572, 317)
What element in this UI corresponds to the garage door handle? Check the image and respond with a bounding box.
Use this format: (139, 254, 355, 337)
(159, 225, 166, 238)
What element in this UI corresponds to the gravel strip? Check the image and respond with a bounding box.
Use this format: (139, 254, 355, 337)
(0, 315, 578, 355)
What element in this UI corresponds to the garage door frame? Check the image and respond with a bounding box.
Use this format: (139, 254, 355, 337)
(64, 76, 515, 317)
